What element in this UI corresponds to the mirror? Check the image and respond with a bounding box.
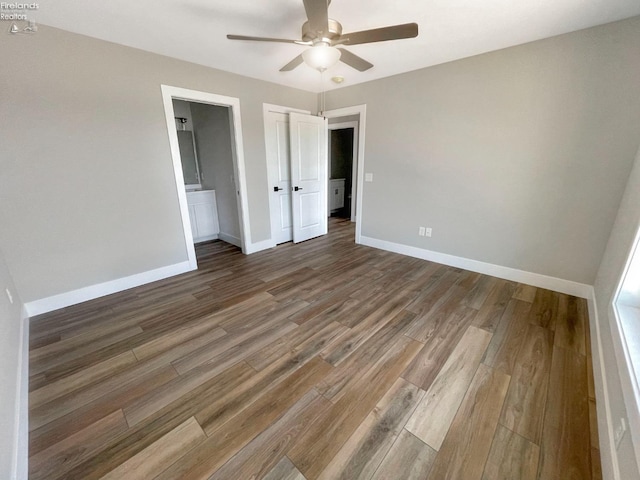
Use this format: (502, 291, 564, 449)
(177, 130, 202, 189)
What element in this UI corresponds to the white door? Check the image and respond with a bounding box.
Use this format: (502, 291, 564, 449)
(289, 112, 328, 243)
(265, 111, 293, 244)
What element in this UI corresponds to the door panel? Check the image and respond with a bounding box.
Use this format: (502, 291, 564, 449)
(266, 112, 293, 244)
(290, 113, 328, 243)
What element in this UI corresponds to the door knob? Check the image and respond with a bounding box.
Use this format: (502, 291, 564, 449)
(273, 186, 283, 192)
(294, 186, 303, 191)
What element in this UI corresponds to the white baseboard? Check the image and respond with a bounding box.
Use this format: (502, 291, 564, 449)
(12, 307, 28, 480)
(194, 234, 219, 243)
(24, 261, 194, 317)
(588, 289, 621, 480)
(245, 238, 276, 255)
(359, 235, 592, 298)
(218, 232, 242, 248)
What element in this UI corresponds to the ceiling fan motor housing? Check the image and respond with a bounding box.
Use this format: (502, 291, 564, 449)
(302, 18, 343, 44)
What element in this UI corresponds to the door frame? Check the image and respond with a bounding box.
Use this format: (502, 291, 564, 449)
(161, 85, 251, 267)
(263, 103, 311, 247)
(323, 105, 367, 244)
(328, 120, 359, 222)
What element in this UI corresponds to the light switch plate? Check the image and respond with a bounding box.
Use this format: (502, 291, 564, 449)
(365, 173, 373, 182)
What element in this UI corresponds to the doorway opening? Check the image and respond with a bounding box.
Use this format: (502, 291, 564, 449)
(161, 85, 251, 268)
(323, 105, 366, 244)
(328, 121, 358, 222)
(172, 99, 242, 249)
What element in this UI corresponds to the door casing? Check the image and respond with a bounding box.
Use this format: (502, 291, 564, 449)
(161, 85, 251, 266)
(323, 105, 367, 244)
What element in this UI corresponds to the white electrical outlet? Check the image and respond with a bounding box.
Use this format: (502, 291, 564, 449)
(614, 417, 627, 449)
(5, 288, 14, 304)
(418, 226, 426, 236)
(425, 227, 432, 237)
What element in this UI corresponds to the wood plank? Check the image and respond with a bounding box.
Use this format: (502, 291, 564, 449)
(537, 346, 590, 480)
(30, 351, 138, 409)
(209, 390, 331, 480)
(512, 283, 537, 303)
(317, 378, 424, 480)
(288, 336, 423, 480)
(371, 429, 437, 480)
(29, 365, 178, 457)
(154, 356, 332, 480)
(29, 410, 128, 480)
(499, 323, 553, 443)
(426, 364, 510, 480)
(196, 322, 346, 436)
(29, 326, 143, 378)
(29, 361, 180, 431)
(404, 283, 471, 343)
(263, 456, 306, 480)
(405, 326, 492, 450)
(482, 424, 539, 480)
(591, 447, 603, 480)
(472, 279, 516, 333)
(402, 303, 478, 390)
(483, 298, 532, 375)
(171, 314, 297, 374)
(462, 275, 499, 310)
(59, 362, 254, 479)
(320, 288, 415, 366)
(554, 294, 587, 356)
(528, 288, 559, 330)
(132, 322, 226, 361)
(100, 416, 206, 480)
(124, 359, 256, 428)
(316, 309, 416, 402)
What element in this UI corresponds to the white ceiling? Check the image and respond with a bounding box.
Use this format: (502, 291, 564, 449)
(32, 0, 640, 93)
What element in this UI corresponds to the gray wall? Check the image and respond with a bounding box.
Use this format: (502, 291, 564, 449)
(0, 25, 316, 303)
(326, 16, 640, 285)
(191, 103, 242, 241)
(593, 145, 640, 479)
(0, 250, 24, 479)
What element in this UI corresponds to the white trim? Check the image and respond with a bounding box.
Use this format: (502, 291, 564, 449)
(360, 235, 592, 298)
(24, 261, 193, 317)
(322, 105, 366, 243)
(218, 232, 242, 248)
(12, 307, 28, 480)
(193, 234, 219, 243)
(262, 103, 310, 115)
(245, 238, 276, 254)
(328, 121, 359, 222)
(263, 103, 312, 247)
(608, 222, 640, 475)
(588, 290, 622, 480)
(161, 85, 251, 256)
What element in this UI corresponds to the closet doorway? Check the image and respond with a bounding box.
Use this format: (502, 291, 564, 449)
(264, 104, 328, 245)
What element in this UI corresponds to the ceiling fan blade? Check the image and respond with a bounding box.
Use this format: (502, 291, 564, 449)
(227, 34, 309, 45)
(280, 54, 305, 72)
(303, 0, 329, 34)
(341, 22, 418, 46)
(338, 48, 373, 72)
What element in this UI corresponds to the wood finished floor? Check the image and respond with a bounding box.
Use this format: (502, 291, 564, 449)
(29, 219, 602, 480)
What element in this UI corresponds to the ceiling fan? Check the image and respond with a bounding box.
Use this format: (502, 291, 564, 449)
(227, 0, 418, 72)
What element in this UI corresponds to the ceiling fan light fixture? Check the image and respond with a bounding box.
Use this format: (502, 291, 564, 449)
(302, 43, 341, 72)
